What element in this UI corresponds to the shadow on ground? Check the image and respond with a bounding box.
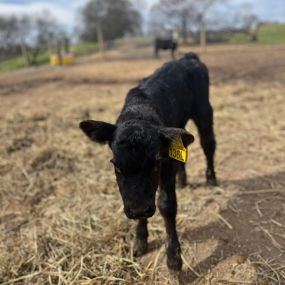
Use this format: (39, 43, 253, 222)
(177, 171, 285, 283)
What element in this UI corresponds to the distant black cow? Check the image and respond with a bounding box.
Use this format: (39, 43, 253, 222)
(80, 52, 217, 271)
(154, 38, 177, 58)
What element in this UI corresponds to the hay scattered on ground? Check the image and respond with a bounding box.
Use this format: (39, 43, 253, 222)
(0, 45, 285, 284)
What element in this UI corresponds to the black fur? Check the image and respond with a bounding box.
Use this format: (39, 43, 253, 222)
(80, 53, 217, 271)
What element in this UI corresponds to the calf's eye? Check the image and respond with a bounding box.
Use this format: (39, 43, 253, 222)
(114, 166, 122, 174)
(110, 159, 122, 174)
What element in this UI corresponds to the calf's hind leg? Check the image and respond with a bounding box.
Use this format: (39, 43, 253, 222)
(134, 218, 148, 257)
(194, 105, 217, 186)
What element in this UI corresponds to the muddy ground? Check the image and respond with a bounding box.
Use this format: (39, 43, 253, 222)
(0, 44, 285, 284)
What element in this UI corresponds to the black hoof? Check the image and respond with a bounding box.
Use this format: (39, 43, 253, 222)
(167, 255, 183, 271)
(176, 180, 187, 189)
(166, 245, 183, 271)
(207, 177, 218, 187)
(133, 239, 148, 257)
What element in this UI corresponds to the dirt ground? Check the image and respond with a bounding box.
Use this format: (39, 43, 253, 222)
(0, 44, 285, 285)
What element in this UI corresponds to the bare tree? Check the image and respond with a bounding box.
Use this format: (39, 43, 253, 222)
(149, 0, 222, 46)
(150, 0, 197, 43)
(80, 0, 141, 42)
(193, 0, 224, 50)
(226, 2, 261, 43)
(27, 12, 62, 64)
(0, 15, 33, 62)
(240, 14, 261, 42)
(0, 12, 66, 65)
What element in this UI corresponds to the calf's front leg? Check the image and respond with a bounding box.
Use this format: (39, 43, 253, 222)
(158, 161, 182, 271)
(177, 163, 187, 188)
(134, 218, 148, 257)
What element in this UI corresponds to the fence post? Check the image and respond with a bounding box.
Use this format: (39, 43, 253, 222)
(96, 25, 105, 58)
(56, 40, 62, 65)
(200, 18, 207, 53)
(20, 39, 30, 66)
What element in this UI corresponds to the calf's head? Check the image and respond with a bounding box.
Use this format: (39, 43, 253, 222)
(79, 120, 194, 219)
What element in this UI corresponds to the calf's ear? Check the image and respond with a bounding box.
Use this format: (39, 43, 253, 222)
(159, 127, 194, 147)
(79, 120, 116, 144)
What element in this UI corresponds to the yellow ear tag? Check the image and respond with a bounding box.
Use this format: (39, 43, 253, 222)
(169, 136, 188, 163)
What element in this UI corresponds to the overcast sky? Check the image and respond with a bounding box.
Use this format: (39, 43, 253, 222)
(0, 0, 284, 32)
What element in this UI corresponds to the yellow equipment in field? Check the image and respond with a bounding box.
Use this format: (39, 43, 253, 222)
(50, 53, 75, 66)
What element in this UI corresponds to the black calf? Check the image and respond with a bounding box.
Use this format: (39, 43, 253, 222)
(154, 38, 177, 58)
(79, 53, 217, 270)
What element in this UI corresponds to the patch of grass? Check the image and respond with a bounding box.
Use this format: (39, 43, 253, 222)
(72, 42, 98, 56)
(33, 50, 51, 66)
(258, 23, 285, 44)
(227, 23, 285, 45)
(228, 33, 252, 44)
(0, 42, 98, 74)
(0, 51, 52, 73)
(0, 56, 27, 73)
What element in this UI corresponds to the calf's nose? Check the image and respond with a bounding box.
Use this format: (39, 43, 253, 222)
(126, 205, 155, 219)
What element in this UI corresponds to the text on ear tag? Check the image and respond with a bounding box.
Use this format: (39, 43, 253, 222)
(169, 136, 188, 163)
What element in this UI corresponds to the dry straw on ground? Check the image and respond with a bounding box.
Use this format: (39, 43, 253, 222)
(0, 44, 285, 284)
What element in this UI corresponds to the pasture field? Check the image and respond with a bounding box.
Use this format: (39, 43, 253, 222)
(229, 23, 285, 44)
(0, 44, 285, 284)
(0, 42, 98, 73)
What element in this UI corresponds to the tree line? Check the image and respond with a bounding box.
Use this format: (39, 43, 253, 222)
(0, 0, 263, 64)
(0, 11, 68, 63)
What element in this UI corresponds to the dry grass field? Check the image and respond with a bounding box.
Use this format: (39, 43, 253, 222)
(0, 44, 285, 284)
